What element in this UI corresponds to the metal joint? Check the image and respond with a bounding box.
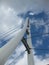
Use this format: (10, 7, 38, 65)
(21, 37, 30, 54)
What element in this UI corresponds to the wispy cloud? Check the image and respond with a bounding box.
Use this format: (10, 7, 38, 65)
(34, 55, 49, 65)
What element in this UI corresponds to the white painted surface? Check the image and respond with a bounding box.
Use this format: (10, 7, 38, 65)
(27, 23, 34, 65)
(0, 18, 28, 65)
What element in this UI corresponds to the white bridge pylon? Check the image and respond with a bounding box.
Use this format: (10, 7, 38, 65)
(0, 18, 34, 65)
(27, 19, 34, 65)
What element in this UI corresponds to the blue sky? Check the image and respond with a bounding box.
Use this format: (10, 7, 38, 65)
(18, 11, 49, 59)
(0, 0, 49, 65)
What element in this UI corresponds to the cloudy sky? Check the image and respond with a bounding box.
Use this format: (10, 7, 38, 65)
(0, 0, 49, 65)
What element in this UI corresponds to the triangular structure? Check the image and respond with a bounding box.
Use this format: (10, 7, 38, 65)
(0, 18, 34, 65)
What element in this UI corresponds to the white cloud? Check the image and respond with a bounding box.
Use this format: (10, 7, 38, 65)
(43, 25, 49, 37)
(0, 0, 49, 13)
(34, 55, 49, 65)
(44, 25, 49, 33)
(0, 5, 23, 35)
(35, 39, 43, 47)
(29, 12, 35, 15)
